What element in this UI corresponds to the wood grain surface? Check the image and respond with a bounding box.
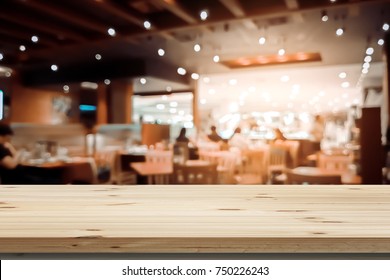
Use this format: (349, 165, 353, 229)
(0, 185, 389, 253)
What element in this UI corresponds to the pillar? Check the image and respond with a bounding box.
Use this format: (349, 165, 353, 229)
(109, 80, 133, 124)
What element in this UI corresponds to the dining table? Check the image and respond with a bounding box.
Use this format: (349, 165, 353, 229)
(291, 166, 362, 185)
(130, 160, 211, 184)
(20, 157, 96, 184)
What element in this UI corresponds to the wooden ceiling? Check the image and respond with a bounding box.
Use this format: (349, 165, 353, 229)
(0, 0, 387, 87)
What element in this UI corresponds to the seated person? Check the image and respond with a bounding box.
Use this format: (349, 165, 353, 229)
(207, 125, 223, 142)
(310, 115, 324, 142)
(175, 127, 198, 160)
(0, 124, 53, 184)
(175, 127, 190, 144)
(229, 127, 250, 150)
(0, 124, 29, 184)
(273, 128, 287, 142)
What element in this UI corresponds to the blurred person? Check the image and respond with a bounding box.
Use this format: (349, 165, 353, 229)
(207, 125, 223, 142)
(310, 115, 324, 142)
(175, 127, 190, 144)
(229, 127, 250, 150)
(273, 127, 287, 142)
(0, 124, 30, 184)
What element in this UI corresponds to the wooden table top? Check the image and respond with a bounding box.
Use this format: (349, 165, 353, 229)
(292, 167, 362, 184)
(0, 184, 389, 253)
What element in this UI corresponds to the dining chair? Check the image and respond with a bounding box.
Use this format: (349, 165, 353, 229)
(145, 150, 173, 163)
(116, 154, 138, 185)
(283, 140, 300, 168)
(65, 157, 99, 184)
(317, 152, 353, 172)
(172, 163, 218, 184)
(285, 169, 342, 184)
(94, 148, 120, 184)
(216, 151, 238, 184)
(145, 150, 173, 184)
(268, 145, 287, 183)
(234, 149, 268, 184)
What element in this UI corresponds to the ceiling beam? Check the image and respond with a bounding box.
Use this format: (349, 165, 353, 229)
(219, 0, 257, 29)
(0, 27, 58, 47)
(150, 0, 198, 24)
(15, 0, 387, 59)
(0, 13, 85, 42)
(19, 0, 108, 34)
(91, 0, 146, 28)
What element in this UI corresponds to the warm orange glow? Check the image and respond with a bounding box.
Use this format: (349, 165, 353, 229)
(220, 52, 322, 69)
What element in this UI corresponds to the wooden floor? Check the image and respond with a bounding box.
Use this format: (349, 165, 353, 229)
(0, 185, 389, 253)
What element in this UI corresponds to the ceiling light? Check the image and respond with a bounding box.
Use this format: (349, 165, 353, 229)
(169, 108, 177, 114)
(321, 11, 328, 22)
(0, 53, 3, 61)
(200, 98, 207, 104)
(95, 53, 102, 60)
(191, 73, 199, 80)
(383, 23, 389, 31)
(31, 35, 39, 43)
(258, 37, 266, 45)
(362, 68, 369, 74)
(278, 48, 285, 56)
(144, 20, 152, 30)
(104, 79, 111, 85)
(336, 28, 344, 36)
(364, 56, 372, 63)
(213, 55, 220, 62)
(378, 39, 384, 46)
(156, 104, 165, 110)
(208, 89, 215, 95)
(81, 82, 98, 89)
(229, 79, 237, 85)
(51, 64, 58, 71)
(63, 85, 69, 93)
(341, 81, 350, 88)
(177, 67, 186, 75)
(107, 28, 116, 36)
(203, 77, 210, 83)
(366, 47, 374, 55)
(281, 75, 290, 82)
(19, 45, 26, 51)
(158, 48, 165, 56)
(194, 44, 201, 52)
(170, 101, 178, 107)
(330, 0, 336, 3)
(338, 72, 347, 79)
(166, 86, 172, 92)
(140, 78, 147, 84)
(363, 62, 370, 69)
(200, 10, 208, 21)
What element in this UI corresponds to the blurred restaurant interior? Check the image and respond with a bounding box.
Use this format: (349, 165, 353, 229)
(0, 0, 390, 185)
